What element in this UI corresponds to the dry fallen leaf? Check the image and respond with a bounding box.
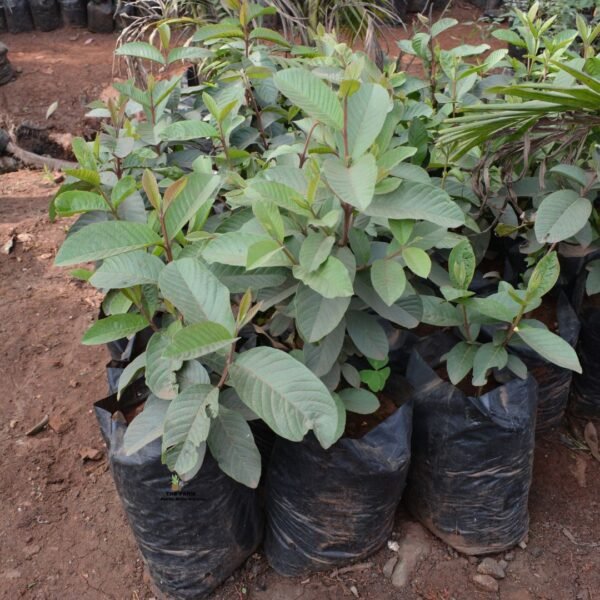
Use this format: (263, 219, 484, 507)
(2, 237, 15, 255)
(46, 101, 59, 120)
(584, 422, 600, 463)
(79, 448, 103, 462)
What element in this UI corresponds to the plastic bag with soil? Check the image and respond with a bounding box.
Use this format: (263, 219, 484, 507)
(59, 0, 86, 26)
(404, 346, 538, 555)
(4, 0, 33, 32)
(95, 390, 264, 600)
(87, 0, 113, 33)
(264, 375, 413, 576)
(514, 292, 579, 431)
(0, 4, 7, 32)
(29, 0, 60, 31)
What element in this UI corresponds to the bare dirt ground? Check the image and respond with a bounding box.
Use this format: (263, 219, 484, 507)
(1, 7, 599, 600)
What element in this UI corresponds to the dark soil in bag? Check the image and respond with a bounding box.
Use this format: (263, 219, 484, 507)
(95, 391, 264, 600)
(264, 375, 413, 577)
(404, 349, 538, 555)
(4, 0, 33, 33)
(29, 0, 60, 31)
(59, 0, 86, 26)
(87, 0, 113, 33)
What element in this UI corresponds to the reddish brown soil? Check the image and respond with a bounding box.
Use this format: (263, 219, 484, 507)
(1, 10, 599, 600)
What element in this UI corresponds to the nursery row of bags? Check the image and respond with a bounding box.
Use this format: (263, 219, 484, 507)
(0, 0, 128, 33)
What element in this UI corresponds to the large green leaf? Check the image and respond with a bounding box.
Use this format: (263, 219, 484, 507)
(370, 259, 406, 306)
(116, 41, 165, 65)
(448, 239, 476, 290)
(534, 190, 592, 244)
(123, 395, 169, 455)
(365, 182, 465, 228)
(299, 231, 335, 272)
(203, 232, 267, 266)
(346, 83, 391, 158)
(516, 323, 582, 372)
(159, 258, 235, 332)
(209, 263, 287, 292)
(303, 320, 345, 377)
(323, 154, 377, 211)
(338, 388, 380, 414)
(445, 341, 478, 385)
(82, 314, 149, 345)
(274, 68, 344, 130)
(229, 347, 340, 448)
(346, 311, 389, 361)
(165, 173, 220, 240)
(421, 296, 462, 326)
(403, 247, 432, 278)
(527, 251, 560, 298)
(55, 191, 109, 216)
(146, 331, 183, 400)
(207, 406, 262, 488)
(160, 121, 218, 142)
(162, 384, 219, 475)
(55, 222, 162, 266)
(293, 256, 353, 299)
(472, 343, 508, 387)
(117, 352, 146, 399)
(89, 250, 164, 289)
(471, 292, 521, 323)
(246, 181, 312, 216)
(295, 284, 350, 343)
(163, 321, 237, 361)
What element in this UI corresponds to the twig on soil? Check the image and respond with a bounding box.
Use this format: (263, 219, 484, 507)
(25, 415, 49, 436)
(329, 562, 373, 578)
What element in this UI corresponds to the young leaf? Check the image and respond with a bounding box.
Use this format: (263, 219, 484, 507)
(142, 169, 162, 211)
(163, 321, 237, 361)
(338, 388, 380, 414)
(229, 347, 339, 448)
(346, 311, 389, 361)
(253, 200, 285, 242)
(403, 247, 432, 278)
(293, 256, 353, 299)
(323, 154, 377, 211)
(445, 341, 478, 385)
(370, 259, 406, 306)
(123, 395, 169, 455)
(299, 232, 335, 272)
(82, 314, 149, 345)
(246, 239, 290, 269)
(55, 222, 162, 266)
(359, 366, 390, 393)
(55, 191, 108, 216)
(274, 68, 344, 130)
(207, 406, 262, 488)
(389, 219, 414, 245)
(448, 240, 476, 290)
(89, 251, 164, 289)
(534, 190, 592, 244)
(515, 323, 582, 373)
(527, 251, 560, 298)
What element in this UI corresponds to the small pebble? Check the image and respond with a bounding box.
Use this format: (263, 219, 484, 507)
(382, 556, 398, 578)
(472, 574, 499, 592)
(504, 551, 515, 561)
(477, 557, 506, 580)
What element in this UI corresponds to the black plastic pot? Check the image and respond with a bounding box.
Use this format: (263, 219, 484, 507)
(59, 0, 87, 26)
(404, 348, 538, 555)
(87, 0, 113, 33)
(29, 0, 60, 31)
(0, 3, 7, 32)
(4, 0, 33, 33)
(264, 376, 413, 576)
(95, 391, 264, 600)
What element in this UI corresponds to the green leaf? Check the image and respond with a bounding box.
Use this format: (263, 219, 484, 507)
(167, 46, 213, 64)
(448, 240, 476, 290)
(534, 190, 592, 244)
(471, 292, 521, 322)
(472, 343, 508, 387)
(116, 41, 166, 65)
(586, 260, 600, 296)
(246, 181, 311, 217)
(403, 247, 431, 278)
(177, 360, 211, 389)
(274, 68, 344, 130)
(295, 284, 350, 343)
(365, 182, 465, 228)
(249, 27, 291, 47)
(431, 17, 458, 37)
(111, 176, 137, 207)
(338, 388, 380, 414)
(89, 251, 164, 289)
(293, 256, 353, 299)
(253, 200, 285, 242)
(159, 258, 235, 332)
(421, 296, 462, 326)
(162, 384, 218, 475)
(82, 314, 149, 345)
(71, 137, 96, 170)
(161, 121, 218, 141)
(370, 259, 406, 306)
(193, 23, 244, 42)
(389, 220, 414, 245)
(445, 341, 478, 385)
(323, 153, 377, 211)
(55, 191, 108, 216)
(163, 321, 237, 361)
(165, 173, 220, 240)
(204, 232, 266, 266)
(507, 354, 528, 379)
(346, 83, 391, 158)
(123, 395, 169, 455)
(207, 406, 262, 488)
(117, 352, 146, 399)
(527, 251, 560, 298)
(346, 310, 388, 361)
(229, 347, 340, 447)
(55, 222, 162, 266)
(516, 323, 581, 373)
(303, 320, 345, 377)
(299, 232, 335, 272)
(246, 239, 290, 269)
(359, 367, 390, 393)
(146, 331, 183, 400)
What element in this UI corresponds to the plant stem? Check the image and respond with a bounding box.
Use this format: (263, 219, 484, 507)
(342, 96, 350, 165)
(158, 211, 173, 262)
(245, 86, 269, 150)
(299, 122, 318, 167)
(461, 304, 473, 342)
(217, 339, 237, 388)
(340, 203, 353, 246)
(503, 303, 527, 348)
(99, 189, 119, 219)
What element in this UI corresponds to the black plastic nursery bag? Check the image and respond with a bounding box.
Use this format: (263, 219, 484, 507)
(29, 0, 60, 31)
(264, 380, 412, 576)
(87, 0, 113, 33)
(95, 393, 264, 600)
(59, 0, 86, 26)
(4, 0, 33, 33)
(404, 351, 538, 555)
